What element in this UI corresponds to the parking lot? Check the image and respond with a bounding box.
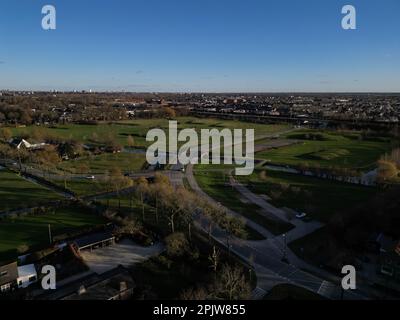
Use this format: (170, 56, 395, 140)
(81, 239, 164, 274)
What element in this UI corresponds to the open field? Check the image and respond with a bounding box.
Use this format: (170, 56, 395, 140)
(52, 178, 111, 197)
(0, 206, 106, 263)
(57, 152, 146, 174)
(194, 166, 294, 235)
(0, 169, 62, 212)
(10, 117, 289, 148)
(256, 130, 393, 171)
(237, 169, 378, 222)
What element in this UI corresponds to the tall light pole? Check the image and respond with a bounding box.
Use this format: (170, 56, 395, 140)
(282, 233, 287, 262)
(48, 224, 52, 244)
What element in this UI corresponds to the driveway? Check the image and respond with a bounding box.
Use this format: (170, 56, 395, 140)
(81, 239, 164, 274)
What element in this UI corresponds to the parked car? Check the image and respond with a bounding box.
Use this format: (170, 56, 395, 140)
(85, 175, 95, 180)
(296, 212, 307, 219)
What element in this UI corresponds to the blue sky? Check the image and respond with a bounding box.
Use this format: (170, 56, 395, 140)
(0, 0, 399, 92)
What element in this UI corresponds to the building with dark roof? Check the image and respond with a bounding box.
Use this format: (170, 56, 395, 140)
(36, 266, 134, 300)
(0, 262, 18, 293)
(74, 231, 115, 252)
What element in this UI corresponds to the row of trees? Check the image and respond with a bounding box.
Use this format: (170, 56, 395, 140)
(101, 172, 248, 251)
(0, 105, 32, 125)
(0, 94, 185, 125)
(129, 174, 248, 244)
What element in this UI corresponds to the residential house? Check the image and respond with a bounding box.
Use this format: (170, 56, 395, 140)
(0, 262, 18, 293)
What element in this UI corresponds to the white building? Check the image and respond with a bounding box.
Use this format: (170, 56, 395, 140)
(17, 264, 37, 289)
(10, 139, 48, 150)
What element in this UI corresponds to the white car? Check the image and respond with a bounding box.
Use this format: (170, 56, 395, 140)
(296, 212, 307, 219)
(85, 175, 95, 180)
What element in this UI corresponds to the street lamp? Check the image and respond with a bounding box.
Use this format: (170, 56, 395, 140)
(282, 233, 288, 262)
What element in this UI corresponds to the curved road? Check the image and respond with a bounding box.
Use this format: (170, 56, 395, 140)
(179, 128, 366, 300)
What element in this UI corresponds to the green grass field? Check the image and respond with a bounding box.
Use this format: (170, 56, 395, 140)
(11, 117, 289, 148)
(238, 169, 378, 222)
(58, 152, 146, 174)
(194, 166, 294, 235)
(52, 178, 111, 197)
(0, 206, 106, 263)
(256, 130, 392, 171)
(0, 169, 62, 212)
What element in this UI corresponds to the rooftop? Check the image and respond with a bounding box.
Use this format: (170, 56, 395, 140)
(0, 261, 18, 286)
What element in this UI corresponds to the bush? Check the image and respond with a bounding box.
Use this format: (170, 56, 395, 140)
(165, 232, 189, 257)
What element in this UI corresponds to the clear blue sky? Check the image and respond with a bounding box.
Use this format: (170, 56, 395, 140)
(0, 0, 399, 92)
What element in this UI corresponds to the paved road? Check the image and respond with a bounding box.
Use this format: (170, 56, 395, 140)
(179, 128, 367, 299)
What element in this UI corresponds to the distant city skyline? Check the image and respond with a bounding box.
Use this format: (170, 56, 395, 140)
(0, 0, 399, 92)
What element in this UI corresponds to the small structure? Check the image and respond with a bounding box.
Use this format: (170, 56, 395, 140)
(17, 264, 38, 289)
(36, 266, 135, 300)
(0, 262, 18, 293)
(9, 138, 48, 150)
(75, 231, 115, 252)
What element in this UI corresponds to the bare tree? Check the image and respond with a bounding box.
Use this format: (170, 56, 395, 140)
(212, 264, 251, 300)
(209, 246, 221, 274)
(180, 286, 209, 300)
(135, 176, 149, 221)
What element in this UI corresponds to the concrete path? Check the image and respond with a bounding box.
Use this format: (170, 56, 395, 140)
(229, 175, 324, 242)
(185, 164, 273, 239)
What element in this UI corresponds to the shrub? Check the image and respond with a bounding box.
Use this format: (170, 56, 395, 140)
(165, 232, 189, 257)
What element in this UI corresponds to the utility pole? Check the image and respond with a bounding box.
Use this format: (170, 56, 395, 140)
(48, 224, 52, 244)
(282, 233, 287, 262)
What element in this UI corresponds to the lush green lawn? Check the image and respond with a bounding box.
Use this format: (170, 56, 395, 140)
(53, 178, 111, 197)
(238, 169, 378, 223)
(194, 167, 294, 235)
(58, 152, 146, 174)
(0, 169, 62, 212)
(48, 153, 145, 196)
(11, 117, 289, 148)
(257, 130, 392, 171)
(0, 206, 106, 263)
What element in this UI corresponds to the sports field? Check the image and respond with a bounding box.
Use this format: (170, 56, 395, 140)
(256, 130, 392, 171)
